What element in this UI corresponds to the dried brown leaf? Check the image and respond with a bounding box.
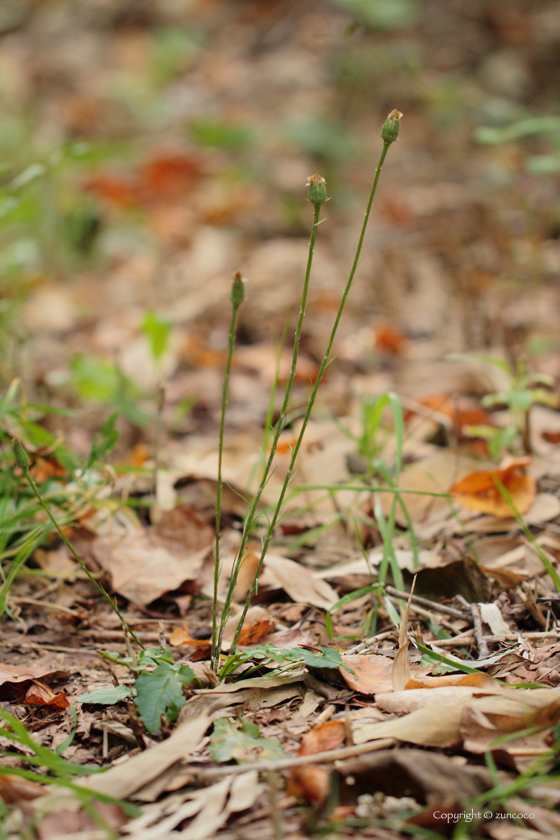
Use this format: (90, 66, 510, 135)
(338, 655, 394, 695)
(450, 456, 536, 517)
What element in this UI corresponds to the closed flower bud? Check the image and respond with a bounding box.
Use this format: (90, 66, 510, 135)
(13, 438, 30, 470)
(381, 109, 403, 145)
(306, 173, 328, 207)
(230, 271, 246, 306)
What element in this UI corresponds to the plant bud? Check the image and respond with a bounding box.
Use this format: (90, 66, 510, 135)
(306, 173, 328, 207)
(381, 109, 403, 145)
(230, 271, 245, 306)
(13, 438, 30, 470)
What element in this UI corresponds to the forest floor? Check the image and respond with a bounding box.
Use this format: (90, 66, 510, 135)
(2, 1, 560, 838)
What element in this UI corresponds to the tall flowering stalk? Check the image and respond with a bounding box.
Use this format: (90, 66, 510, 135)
(215, 111, 402, 670)
(211, 271, 245, 670)
(212, 175, 327, 670)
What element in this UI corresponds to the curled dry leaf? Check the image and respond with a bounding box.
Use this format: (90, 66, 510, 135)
(461, 688, 560, 763)
(221, 606, 276, 650)
(169, 626, 211, 648)
(24, 681, 70, 709)
(450, 456, 536, 517)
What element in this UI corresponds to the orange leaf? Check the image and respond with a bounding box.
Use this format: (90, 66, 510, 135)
(405, 673, 497, 690)
(297, 720, 346, 757)
(338, 655, 394, 695)
(237, 617, 276, 646)
(449, 456, 536, 517)
(287, 720, 346, 806)
(24, 681, 69, 708)
(139, 152, 200, 203)
(85, 173, 139, 207)
(169, 626, 211, 647)
(287, 766, 330, 805)
(374, 321, 406, 355)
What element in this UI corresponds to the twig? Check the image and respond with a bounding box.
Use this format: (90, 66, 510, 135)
(8, 597, 79, 616)
(82, 629, 162, 642)
(267, 770, 283, 840)
(426, 631, 475, 647)
(385, 586, 469, 620)
(347, 630, 396, 654)
(194, 738, 396, 779)
(470, 603, 490, 658)
(483, 631, 559, 642)
(0, 640, 99, 654)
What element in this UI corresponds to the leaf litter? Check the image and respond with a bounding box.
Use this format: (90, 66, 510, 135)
(3, 3, 560, 840)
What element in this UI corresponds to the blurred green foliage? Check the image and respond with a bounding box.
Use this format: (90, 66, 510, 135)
(329, 0, 421, 30)
(190, 119, 256, 151)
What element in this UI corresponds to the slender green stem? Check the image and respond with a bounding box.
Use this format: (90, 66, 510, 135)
(215, 201, 322, 661)
(23, 467, 144, 649)
(211, 293, 243, 671)
(228, 142, 392, 658)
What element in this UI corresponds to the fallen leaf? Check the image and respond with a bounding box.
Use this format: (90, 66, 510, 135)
(380, 450, 494, 525)
(29, 454, 67, 484)
(139, 152, 200, 203)
(261, 554, 338, 609)
(0, 663, 70, 690)
(352, 699, 467, 748)
(79, 713, 209, 800)
(298, 720, 346, 756)
(92, 530, 208, 606)
(376, 684, 502, 715)
(221, 606, 276, 649)
(169, 626, 211, 648)
(450, 456, 536, 517)
(0, 775, 45, 804)
(461, 688, 560, 759)
(36, 799, 127, 840)
(338, 655, 394, 695)
(287, 765, 330, 805)
(24, 681, 70, 709)
(153, 505, 214, 551)
(391, 645, 412, 693)
(374, 321, 406, 355)
(478, 602, 511, 636)
(288, 712, 346, 804)
(405, 673, 498, 690)
(237, 617, 277, 646)
(231, 551, 261, 603)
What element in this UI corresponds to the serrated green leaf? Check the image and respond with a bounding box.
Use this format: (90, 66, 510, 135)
(209, 717, 284, 764)
(134, 663, 195, 734)
(77, 686, 132, 705)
